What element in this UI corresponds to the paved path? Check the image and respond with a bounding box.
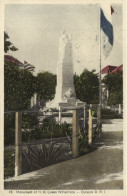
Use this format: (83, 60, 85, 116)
(4, 124, 123, 190)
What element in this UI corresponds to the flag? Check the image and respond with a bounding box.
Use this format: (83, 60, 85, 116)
(101, 5, 114, 58)
(24, 61, 35, 72)
(111, 6, 115, 15)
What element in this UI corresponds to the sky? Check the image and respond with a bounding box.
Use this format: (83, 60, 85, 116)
(5, 3, 122, 75)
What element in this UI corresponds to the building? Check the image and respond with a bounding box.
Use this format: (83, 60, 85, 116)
(101, 65, 123, 79)
(5, 54, 24, 69)
(101, 64, 123, 107)
(4, 54, 35, 73)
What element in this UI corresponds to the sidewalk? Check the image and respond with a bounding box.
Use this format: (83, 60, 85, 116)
(4, 124, 123, 190)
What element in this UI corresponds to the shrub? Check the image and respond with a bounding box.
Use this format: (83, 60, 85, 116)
(90, 108, 122, 119)
(22, 118, 71, 142)
(102, 73, 123, 106)
(4, 113, 15, 145)
(4, 150, 15, 179)
(74, 69, 99, 104)
(78, 128, 95, 155)
(22, 143, 62, 173)
(4, 114, 38, 145)
(4, 61, 37, 111)
(4, 143, 62, 178)
(22, 114, 38, 130)
(101, 108, 122, 119)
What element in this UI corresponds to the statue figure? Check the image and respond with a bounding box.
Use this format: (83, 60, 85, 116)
(46, 30, 84, 109)
(58, 30, 72, 63)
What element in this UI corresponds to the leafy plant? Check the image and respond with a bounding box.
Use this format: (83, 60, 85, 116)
(4, 150, 15, 179)
(102, 73, 123, 105)
(78, 129, 92, 155)
(4, 113, 38, 145)
(22, 114, 38, 130)
(4, 113, 15, 145)
(36, 72, 56, 101)
(22, 118, 71, 142)
(101, 108, 122, 119)
(22, 143, 62, 173)
(4, 61, 37, 111)
(4, 32, 18, 53)
(74, 69, 99, 104)
(92, 123, 101, 139)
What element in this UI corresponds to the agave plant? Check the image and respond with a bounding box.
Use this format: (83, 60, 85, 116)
(22, 142, 62, 173)
(92, 123, 102, 140)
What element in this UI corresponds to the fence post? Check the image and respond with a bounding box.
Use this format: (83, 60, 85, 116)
(97, 104, 102, 138)
(30, 97, 34, 108)
(88, 109, 92, 145)
(58, 106, 62, 124)
(33, 93, 37, 106)
(72, 109, 79, 157)
(83, 104, 87, 131)
(15, 111, 22, 177)
(119, 104, 122, 114)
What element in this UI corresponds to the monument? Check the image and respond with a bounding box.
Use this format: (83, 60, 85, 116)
(46, 31, 84, 109)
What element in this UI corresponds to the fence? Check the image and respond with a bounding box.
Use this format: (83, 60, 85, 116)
(103, 104, 123, 115)
(4, 104, 102, 177)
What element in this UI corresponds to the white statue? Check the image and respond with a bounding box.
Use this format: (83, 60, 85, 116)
(46, 30, 84, 109)
(58, 30, 72, 63)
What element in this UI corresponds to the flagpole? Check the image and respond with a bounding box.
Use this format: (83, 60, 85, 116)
(98, 5, 102, 135)
(99, 6, 102, 107)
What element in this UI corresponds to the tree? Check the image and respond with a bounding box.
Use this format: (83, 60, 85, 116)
(4, 61, 37, 110)
(4, 32, 37, 110)
(102, 73, 123, 105)
(36, 72, 56, 101)
(4, 32, 18, 53)
(74, 69, 99, 104)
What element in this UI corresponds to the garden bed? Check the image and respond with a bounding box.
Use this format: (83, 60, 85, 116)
(4, 133, 98, 179)
(4, 137, 72, 179)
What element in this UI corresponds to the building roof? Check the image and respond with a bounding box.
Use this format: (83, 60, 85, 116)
(101, 65, 117, 74)
(4, 54, 24, 67)
(111, 64, 123, 73)
(4, 54, 35, 72)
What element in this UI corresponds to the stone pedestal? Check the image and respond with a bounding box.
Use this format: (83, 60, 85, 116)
(46, 31, 84, 109)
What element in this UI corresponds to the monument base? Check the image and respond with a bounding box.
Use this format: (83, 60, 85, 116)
(46, 97, 85, 109)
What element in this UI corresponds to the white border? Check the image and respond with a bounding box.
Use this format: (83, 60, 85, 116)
(0, 0, 126, 196)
